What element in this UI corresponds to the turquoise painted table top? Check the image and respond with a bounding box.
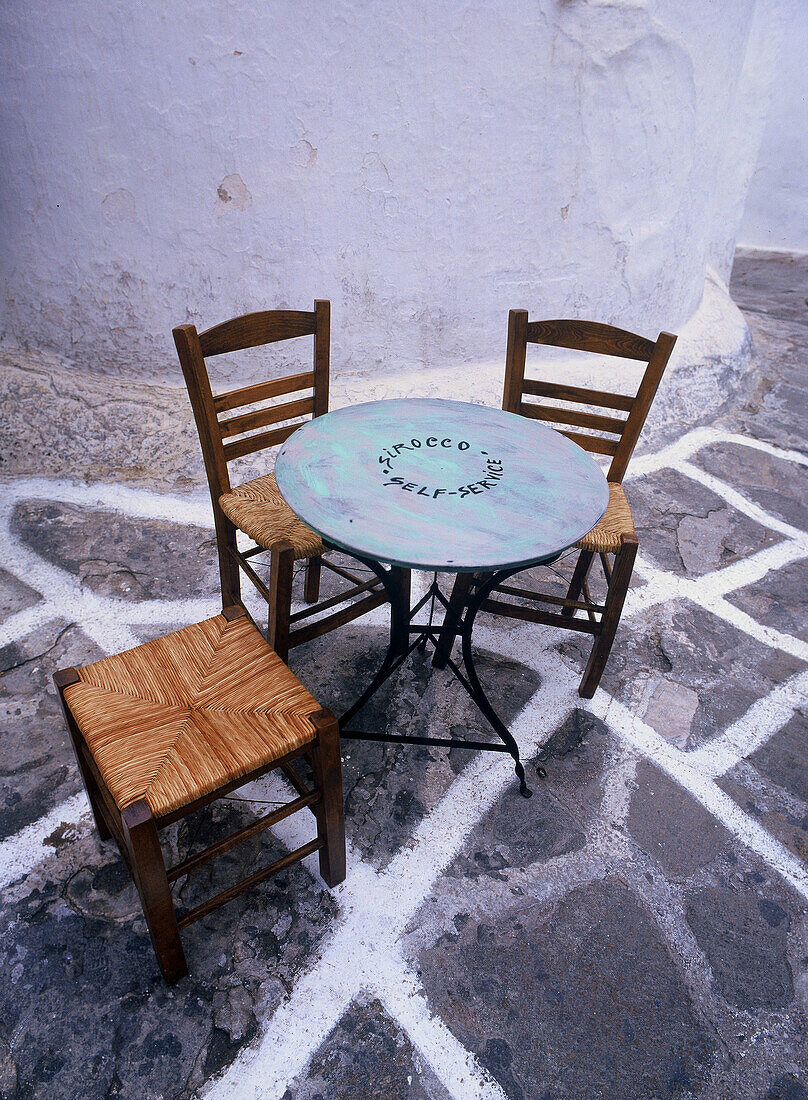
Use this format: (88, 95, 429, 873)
(275, 398, 609, 573)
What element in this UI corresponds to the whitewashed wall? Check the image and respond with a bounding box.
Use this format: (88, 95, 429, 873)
(0, 0, 777, 385)
(739, 0, 808, 254)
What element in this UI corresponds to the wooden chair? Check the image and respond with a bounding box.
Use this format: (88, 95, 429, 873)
(173, 301, 390, 662)
(53, 605, 345, 984)
(435, 315, 677, 698)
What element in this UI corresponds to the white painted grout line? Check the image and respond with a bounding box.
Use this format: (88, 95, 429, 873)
(697, 590, 808, 663)
(690, 668, 808, 777)
(0, 476, 213, 527)
(206, 682, 576, 1100)
(677, 459, 808, 544)
(690, 539, 808, 597)
(375, 953, 511, 1100)
(586, 686, 808, 901)
(597, 738, 639, 831)
(690, 431, 808, 468)
(626, 426, 808, 480)
(623, 546, 808, 662)
(0, 602, 56, 647)
(0, 793, 93, 887)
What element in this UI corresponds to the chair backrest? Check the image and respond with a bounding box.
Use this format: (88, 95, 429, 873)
(173, 300, 330, 501)
(502, 313, 677, 483)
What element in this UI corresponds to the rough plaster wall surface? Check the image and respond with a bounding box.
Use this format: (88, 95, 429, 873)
(0, 268, 751, 493)
(739, 0, 808, 253)
(0, 0, 767, 389)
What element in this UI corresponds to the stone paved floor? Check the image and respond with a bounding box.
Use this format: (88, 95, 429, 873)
(1, 250, 807, 1100)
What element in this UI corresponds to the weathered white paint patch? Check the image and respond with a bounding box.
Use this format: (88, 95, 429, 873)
(0, 793, 92, 887)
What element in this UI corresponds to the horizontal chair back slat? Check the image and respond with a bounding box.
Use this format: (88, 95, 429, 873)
(525, 319, 655, 361)
(521, 378, 634, 412)
(504, 310, 676, 482)
(219, 396, 315, 439)
(174, 300, 330, 506)
(222, 423, 299, 461)
(559, 430, 619, 456)
(518, 401, 627, 436)
(214, 371, 315, 414)
(200, 310, 316, 358)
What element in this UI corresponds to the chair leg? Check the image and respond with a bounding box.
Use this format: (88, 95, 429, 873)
(309, 711, 346, 888)
(562, 549, 594, 618)
(268, 541, 295, 662)
(215, 511, 242, 608)
(121, 800, 187, 984)
(579, 535, 637, 698)
(432, 572, 473, 669)
(304, 555, 323, 604)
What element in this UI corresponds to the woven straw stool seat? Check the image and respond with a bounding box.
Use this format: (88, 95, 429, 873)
(63, 612, 320, 818)
(55, 605, 345, 984)
(575, 482, 635, 554)
(219, 472, 323, 560)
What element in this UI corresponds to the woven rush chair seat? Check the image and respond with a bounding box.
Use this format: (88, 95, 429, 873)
(218, 472, 323, 561)
(62, 612, 320, 818)
(575, 482, 635, 554)
(54, 605, 346, 984)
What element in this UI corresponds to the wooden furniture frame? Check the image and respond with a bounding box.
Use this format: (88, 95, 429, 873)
(173, 301, 390, 661)
(435, 315, 676, 698)
(53, 605, 346, 985)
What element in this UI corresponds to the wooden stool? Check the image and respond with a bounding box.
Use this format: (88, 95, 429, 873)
(53, 605, 345, 984)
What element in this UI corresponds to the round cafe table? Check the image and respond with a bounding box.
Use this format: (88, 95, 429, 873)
(276, 398, 608, 795)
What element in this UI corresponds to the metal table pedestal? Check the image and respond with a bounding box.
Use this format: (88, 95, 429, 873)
(339, 558, 555, 798)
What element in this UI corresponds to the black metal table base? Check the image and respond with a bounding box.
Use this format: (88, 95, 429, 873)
(339, 559, 546, 798)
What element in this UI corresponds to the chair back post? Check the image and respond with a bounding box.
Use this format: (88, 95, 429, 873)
(313, 299, 330, 418)
(502, 309, 529, 414)
(173, 324, 233, 503)
(606, 331, 677, 483)
(174, 300, 332, 498)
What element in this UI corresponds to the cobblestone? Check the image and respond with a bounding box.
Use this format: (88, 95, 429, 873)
(0, 250, 806, 1098)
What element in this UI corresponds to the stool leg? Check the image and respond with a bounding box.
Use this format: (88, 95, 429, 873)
(269, 541, 295, 662)
(121, 800, 187, 984)
(72, 740, 112, 843)
(215, 511, 242, 608)
(304, 555, 322, 604)
(309, 711, 346, 888)
(562, 549, 594, 618)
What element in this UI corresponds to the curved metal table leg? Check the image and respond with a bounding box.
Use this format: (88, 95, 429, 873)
(458, 565, 543, 798)
(338, 557, 411, 728)
(336, 557, 547, 800)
